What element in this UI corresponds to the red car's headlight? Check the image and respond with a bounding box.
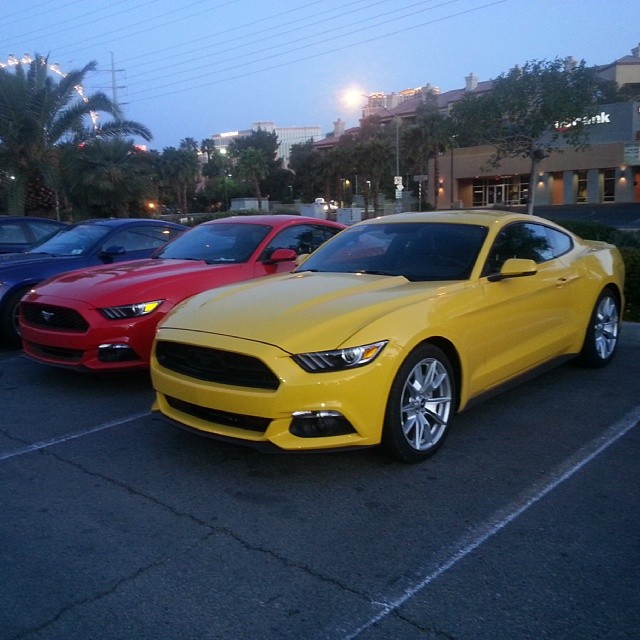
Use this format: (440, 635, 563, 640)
(99, 300, 164, 320)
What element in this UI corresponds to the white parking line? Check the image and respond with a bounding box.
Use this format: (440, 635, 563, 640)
(342, 406, 640, 639)
(0, 411, 149, 461)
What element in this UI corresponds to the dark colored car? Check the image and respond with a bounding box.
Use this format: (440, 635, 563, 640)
(0, 218, 186, 346)
(0, 216, 67, 253)
(19, 215, 344, 371)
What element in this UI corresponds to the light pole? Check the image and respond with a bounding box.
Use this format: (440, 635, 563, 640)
(375, 105, 402, 212)
(449, 134, 458, 209)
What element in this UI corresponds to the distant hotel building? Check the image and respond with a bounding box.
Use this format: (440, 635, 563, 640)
(211, 121, 322, 167)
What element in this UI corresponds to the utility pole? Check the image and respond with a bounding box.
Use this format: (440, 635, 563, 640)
(109, 52, 126, 110)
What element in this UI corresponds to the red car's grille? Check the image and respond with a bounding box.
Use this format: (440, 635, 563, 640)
(156, 340, 280, 390)
(21, 302, 89, 332)
(166, 395, 271, 433)
(25, 341, 83, 363)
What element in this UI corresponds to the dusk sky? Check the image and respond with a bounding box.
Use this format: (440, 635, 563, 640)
(2, 0, 637, 150)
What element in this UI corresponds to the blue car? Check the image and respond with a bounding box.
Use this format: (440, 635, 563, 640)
(0, 217, 186, 347)
(0, 216, 67, 253)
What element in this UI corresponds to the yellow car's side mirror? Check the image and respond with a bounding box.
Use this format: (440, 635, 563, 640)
(488, 258, 538, 282)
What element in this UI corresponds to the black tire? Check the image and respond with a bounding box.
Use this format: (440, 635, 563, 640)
(577, 287, 620, 368)
(382, 344, 456, 463)
(0, 287, 29, 348)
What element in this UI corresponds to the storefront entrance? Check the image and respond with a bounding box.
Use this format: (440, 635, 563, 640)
(487, 184, 506, 205)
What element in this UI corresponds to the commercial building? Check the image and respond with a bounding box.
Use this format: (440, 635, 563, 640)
(316, 43, 640, 210)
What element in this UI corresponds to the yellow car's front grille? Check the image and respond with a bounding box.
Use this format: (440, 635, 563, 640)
(156, 340, 280, 390)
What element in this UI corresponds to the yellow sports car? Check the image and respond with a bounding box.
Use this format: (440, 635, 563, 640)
(150, 210, 624, 462)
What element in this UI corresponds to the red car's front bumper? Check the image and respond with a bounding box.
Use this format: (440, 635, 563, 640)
(20, 294, 169, 371)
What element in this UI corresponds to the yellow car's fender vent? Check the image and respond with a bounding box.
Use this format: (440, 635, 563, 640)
(166, 395, 271, 433)
(156, 340, 280, 390)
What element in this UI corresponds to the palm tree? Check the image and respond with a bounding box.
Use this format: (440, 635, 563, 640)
(155, 147, 200, 214)
(405, 104, 450, 210)
(0, 54, 152, 216)
(235, 147, 269, 209)
(62, 138, 155, 217)
(200, 138, 217, 162)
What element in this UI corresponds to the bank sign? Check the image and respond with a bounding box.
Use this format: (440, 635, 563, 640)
(551, 102, 636, 145)
(554, 110, 611, 132)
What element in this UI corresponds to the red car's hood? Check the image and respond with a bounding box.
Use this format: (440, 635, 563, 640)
(31, 258, 253, 306)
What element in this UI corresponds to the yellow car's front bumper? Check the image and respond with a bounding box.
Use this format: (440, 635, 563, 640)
(151, 328, 402, 451)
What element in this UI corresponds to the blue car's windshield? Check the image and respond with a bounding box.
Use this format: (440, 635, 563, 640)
(157, 223, 271, 264)
(29, 223, 109, 257)
(295, 222, 489, 281)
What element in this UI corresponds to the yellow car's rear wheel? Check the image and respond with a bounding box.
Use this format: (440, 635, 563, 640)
(382, 344, 455, 463)
(578, 287, 620, 368)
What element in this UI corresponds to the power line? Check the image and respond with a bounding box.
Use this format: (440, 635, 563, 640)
(126, 0, 508, 103)
(124, 0, 412, 83)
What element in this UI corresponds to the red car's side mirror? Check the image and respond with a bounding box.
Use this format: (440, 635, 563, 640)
(266, 248, 297, 263)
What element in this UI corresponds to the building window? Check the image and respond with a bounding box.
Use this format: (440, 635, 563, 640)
(603, 169, 615, 202)
(472, 183, 484, 207)
(576, 171, 588, 203)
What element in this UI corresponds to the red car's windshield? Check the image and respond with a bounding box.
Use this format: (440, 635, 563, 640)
(157, 223, 271, 264)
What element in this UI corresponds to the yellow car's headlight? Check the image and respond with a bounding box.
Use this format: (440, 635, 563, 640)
(99, 300, 163, 320)
(292, 340, 388, 372)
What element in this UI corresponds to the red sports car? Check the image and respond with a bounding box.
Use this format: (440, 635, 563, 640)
(20, 215, 344, 371)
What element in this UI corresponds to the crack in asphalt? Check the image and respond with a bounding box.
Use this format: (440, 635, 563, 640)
(9, 441, 374, 639)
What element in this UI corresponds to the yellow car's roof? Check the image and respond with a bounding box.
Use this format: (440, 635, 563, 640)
(358, 209, 540, 227)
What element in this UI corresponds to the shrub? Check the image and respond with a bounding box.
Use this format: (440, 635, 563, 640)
(620, 247, 640, 322)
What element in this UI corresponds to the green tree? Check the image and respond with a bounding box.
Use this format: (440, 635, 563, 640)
(402, 103, 451, 210)
(229, 129, 280, 167)
(0, 54, 151, 216)
(62, 138, 155, 217)
(155, 146, 200, 214)
(200, 138, 217, 162)
(180, 137, 199, 153)
(234, 147, 269, 208)
(451, 58, 600, 214)
(201, 147, 231, 181)
(351, 116, 393, 217)
(288, 140, 328, 202)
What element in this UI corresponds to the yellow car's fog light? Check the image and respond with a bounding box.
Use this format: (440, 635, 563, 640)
(290, 411, 355, 438)
(292, 340, 388, 372)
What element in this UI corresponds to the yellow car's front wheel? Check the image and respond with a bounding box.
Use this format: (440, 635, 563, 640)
(382, 344, 455, 463)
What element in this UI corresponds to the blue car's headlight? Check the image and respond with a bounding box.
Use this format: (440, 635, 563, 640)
(99, 300, 163, 320)
(292, 340, 388, 372)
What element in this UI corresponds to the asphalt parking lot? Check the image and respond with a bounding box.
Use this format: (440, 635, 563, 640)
(1, 325, 639, 640)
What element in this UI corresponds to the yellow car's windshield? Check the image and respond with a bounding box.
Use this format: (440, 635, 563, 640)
(296, 222, 488, 281)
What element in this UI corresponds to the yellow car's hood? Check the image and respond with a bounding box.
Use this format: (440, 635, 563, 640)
(161, 271, 457, 353)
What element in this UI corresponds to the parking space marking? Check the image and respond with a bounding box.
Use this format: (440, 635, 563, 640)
(342, 405, 640, 639)
(0, 411, 149, 461)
